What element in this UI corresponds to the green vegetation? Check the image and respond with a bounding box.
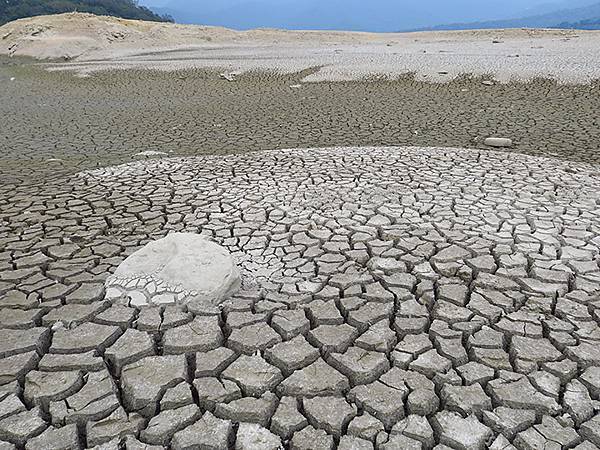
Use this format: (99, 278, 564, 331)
(0, 0, 173, 26)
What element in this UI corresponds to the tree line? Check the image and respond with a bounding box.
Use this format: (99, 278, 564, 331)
(0, 0, 173, 26)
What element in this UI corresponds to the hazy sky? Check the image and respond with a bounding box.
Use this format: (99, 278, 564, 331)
(138, 0, 597, 31)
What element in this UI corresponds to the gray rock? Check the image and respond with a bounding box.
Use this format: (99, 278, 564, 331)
(390, 415, 435, 448)
(307, 324, 359, 353)
(221, 355, 283, 397)
(235, 422, 281, 450)
(39, 351, 105, 372)
(338, 435, 374, 450)
(214, 393, 278, 427)
(160, 382, 194, 410)
(193, 377, 241, 411)
(277, 358, 349, 397)
(270, 396, 307, 440)
(347, 412, 384, 442)
(0, 328, 50, 358)
(406, 388, 440, 416)
(227, 323, 282, 355)
(431, 411, 492, 450)
(162, 316, 223, 354)
(0, 351, 39, 386)
(482, 407, 536, 440)
(105, 328, 155, 375)
(488, 377, 561, 418)
(59, 369, 119, 426)
(24, 424, 79, 450)
(441, 384, 492, 419)
(349, 381, 408, 429)
(265, 335, 320, 375)
(86, 407, 145, 447)
(563, 379, 594, 426)
(24, 370, 84, 408)
(580, 413, 600, 447)
(121, 355, 188, 417)
(580, 366, 600, 400)
(0, 407, 47, 446)
(140, 404, 202, 446)
(195, 347, 237, 377)
(326, 346, 389, 385)
(171, 411, 233, 450)
(271, 309, 310, 340)
(290, 425, 334, 450)
(514, 416, 581, 449)
(303, 396, 356, 437)
(106, 233, 240, 307)
(50, 322, 122, 354)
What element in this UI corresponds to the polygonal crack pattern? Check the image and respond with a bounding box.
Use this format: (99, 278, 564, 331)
(0, 146, 600, 449)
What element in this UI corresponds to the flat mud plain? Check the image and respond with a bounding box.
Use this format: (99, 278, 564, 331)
(1, 58, 599, 182)
(1, 16, 600, 450)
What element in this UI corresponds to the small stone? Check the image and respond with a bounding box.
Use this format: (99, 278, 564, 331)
(390, 414, 435, 448)
(580, 413, 600, 447)
(0, 395, 25, 422)
(409, 349, 452, 377)
(484, 137, 512, 148)
(406, 388, 440, 416)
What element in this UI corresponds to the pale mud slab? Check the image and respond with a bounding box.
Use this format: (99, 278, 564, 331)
(2, 12, 600, 83)
(1, 147, 600, 448)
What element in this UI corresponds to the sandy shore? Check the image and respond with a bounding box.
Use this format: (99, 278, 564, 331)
(2, 13, 600, 83)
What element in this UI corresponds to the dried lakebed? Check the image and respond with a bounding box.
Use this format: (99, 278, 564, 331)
(0, 147, 600, 448)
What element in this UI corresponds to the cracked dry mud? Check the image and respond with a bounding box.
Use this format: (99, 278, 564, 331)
(1, 146, 600, 449)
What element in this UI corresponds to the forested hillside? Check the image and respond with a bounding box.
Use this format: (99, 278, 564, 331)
(0, 0, 173, 25)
